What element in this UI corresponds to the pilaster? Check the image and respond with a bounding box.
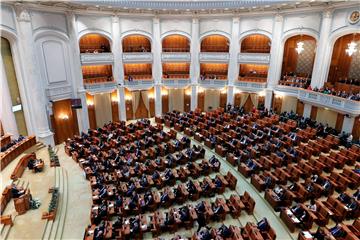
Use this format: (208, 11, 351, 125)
(112, 15, 125, 85)
(267, 14, 284, 88)
(264, 89, 273, 110)
(118, 87, 127, 121)
(152, 17, 162, 84)
(226, 86, 234, 105)
(191, 85, 198, 111)
(154, 84, 162, 116)
(342, 115, 355, 134)
(303, 103, 312, 118)
(15, 7, 54, 145)
(310, 9, 333, 89)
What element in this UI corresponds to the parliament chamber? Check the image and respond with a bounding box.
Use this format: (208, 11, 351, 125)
(1, 1, 360, 240)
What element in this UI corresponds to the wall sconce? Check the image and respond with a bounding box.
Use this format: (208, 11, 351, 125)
(148, 93, 155, 99)
(185, 90, 191, 96)
(258, 91, 266, 97)
(198, 87, 204, 93)
(59, 114, 69, 120)
(220, 88, 227, 94)
(125, 95, 132, 101)
(87, 100, 94, 106)
(161, 90, 168, 96)
(111, 96, 119, 103)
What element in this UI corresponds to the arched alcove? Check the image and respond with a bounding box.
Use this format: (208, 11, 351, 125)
(240, 34, 271, 53)
(201, 35, 229, 52)
(162, 34, 190, 52)
(79, 33, 111, 53)
(122, 34, 151, 52)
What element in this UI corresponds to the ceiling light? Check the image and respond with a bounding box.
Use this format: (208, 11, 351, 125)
(346, 41, 357, 56)
(295, 41, 304, 54)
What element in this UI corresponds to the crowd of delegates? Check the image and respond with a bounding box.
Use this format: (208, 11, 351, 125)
(0, 135, 25, 152)
(279, 110, 357, 145)
(338, 77, 360, 86)
(279, 73, 311, 88)
(308, 86, 360, 101)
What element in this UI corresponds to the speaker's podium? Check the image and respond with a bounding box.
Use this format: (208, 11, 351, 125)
(14, 189, 31, 215)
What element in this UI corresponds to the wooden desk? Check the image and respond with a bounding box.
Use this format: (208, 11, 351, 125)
(0, 136, 36, 170)
(280, 208, 300, 233)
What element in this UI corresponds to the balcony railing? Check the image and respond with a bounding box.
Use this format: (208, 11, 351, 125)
(161, 52, 191, 62)
(122, 52, 153, 63)
(199, 79, 228, 88)
(83, 81, 117, 91)
(162, 47, 190, 52)
(199, 52, 230, 62)
(238, 53, 270, 65)
(162, 79, 190, 87)
(80, 53, 114, 65)
(234, 81, 266, 91)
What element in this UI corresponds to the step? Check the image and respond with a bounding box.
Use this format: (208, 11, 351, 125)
(0, 222, 12, 240)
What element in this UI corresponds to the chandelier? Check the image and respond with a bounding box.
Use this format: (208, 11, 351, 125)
(345, 41, 357, 56)
(295, 41, 304, 54)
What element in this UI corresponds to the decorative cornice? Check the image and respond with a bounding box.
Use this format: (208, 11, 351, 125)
(238, 53, 270, 64)
(275, 14, 283, 22)
(15, 7, 31, 22)
(323, 9, 333, 19)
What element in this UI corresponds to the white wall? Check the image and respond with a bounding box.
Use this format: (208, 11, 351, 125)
(316, 108, 338, 128)
(281, 96, 297, 113)
(31, 11, 68, 34)
(77, 15, 112, 37)
(160, 18, 192, 37)
(169, 89, 184, 112)
(204, 89, 220, 111)
(1, 5, 16, 33)
(120, 17, 153, 36)
(200, 18, 232, 37)
(283, 13, 321, 37)
(239, 16, 273, 38)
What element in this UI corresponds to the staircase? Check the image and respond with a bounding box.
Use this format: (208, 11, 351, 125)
(41, 167, 69, 240)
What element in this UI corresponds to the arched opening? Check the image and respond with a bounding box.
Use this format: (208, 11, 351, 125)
(240, 34, 271, 53)
(79, 33, 111, 53)
(200, 63, 228, 80)
(122, 35, 151, 52)
(162, 34, 190, 52)
(162, 63, 190, 79)
(239, 64, 269, 82)
(201, 35, 229, 52)
(279, 35, 316, 88)
(326, 33, 360, 95)
(123, 63, 152, 81)
(81, 65, 113, 85)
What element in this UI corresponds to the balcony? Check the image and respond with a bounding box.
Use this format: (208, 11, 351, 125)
(80, 53, 114, 65)
(161, 52, 191, 62)
(83, 81, 117, 92)
(123, 79, 154, 90)
(122, 52, 153, 63)
(298, 89, 360, 115)
(199, 79, 228, 89)
(199, 52, 230, 63)
(238, 53, 270, 65)
(234, 81, 266, 92)
(162, 78, 190, 88)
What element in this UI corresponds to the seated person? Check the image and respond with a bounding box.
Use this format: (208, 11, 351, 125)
(27, 158, 43, 173)
(11, 184, 25, 198)
(213, 177, 222, 188)
(353, 189, 360, 201)
(257, 218, 270, 231)
(218, 224, 233, 238)
(179, 206, 190, 222)
(198, 227, 212, 240)
(308, 199, 317, 212)
(160, 192, 169, 204)
(329, 225, 346, 238)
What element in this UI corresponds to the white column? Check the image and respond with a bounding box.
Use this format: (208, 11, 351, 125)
(111, 15, 125, 121)
(342, 115, 355, 134)
(118, 87, 127, 121)
(267, 14, 284, 88)
(226, 86, 234, 105)
(264, 89, 273, 110)
(0, 55, 19, 138)
(66, 11, 90, 133)
(152, 17, 162, 85)
(112, 15, 124, 85)
(154, 84, 162, 116)
(227, 17, 240, 86)
(16, 8, 54, 145)
(191, 85, 198, 111)
(303, 103, 312, 118)
(190, 18, 200, 109)
(310, 10, 333, 89)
